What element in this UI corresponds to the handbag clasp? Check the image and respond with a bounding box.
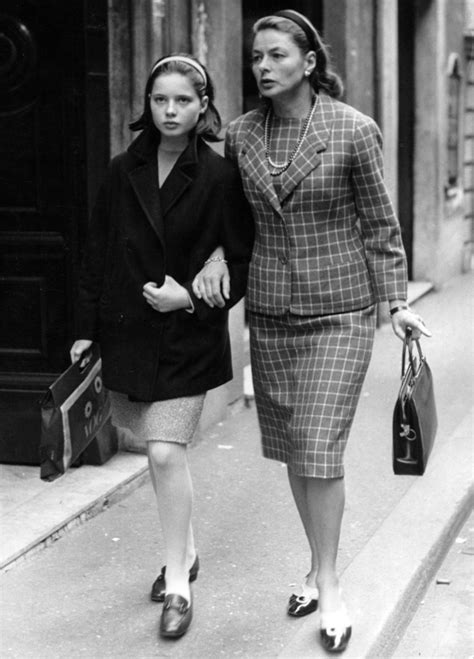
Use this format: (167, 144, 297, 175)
(396, 422, 418, 464)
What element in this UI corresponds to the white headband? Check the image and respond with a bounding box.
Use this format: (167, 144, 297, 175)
(152, 56, 207, 86)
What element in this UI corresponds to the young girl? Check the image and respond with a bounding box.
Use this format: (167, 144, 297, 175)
(70, 54, 253, 639)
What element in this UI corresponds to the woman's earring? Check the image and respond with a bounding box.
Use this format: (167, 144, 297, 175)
(305, 70, 310, 77)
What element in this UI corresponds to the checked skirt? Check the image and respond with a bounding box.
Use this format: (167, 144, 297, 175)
(249, 306, 377, 478)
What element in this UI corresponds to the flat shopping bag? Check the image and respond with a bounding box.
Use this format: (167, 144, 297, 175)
(39, 344, 111, 481)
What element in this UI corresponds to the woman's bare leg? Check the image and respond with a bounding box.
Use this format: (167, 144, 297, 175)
(287, 470, 318, 586)
(288, 468, 345, 611)
(306, 476, 345, 613)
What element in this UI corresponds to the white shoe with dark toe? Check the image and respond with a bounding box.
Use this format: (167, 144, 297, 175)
(287, 583, 319, 617)
(319, 604, 352, 653)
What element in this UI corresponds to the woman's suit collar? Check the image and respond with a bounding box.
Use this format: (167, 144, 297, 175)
(127, 128, 201, 240)
(240, 94, 336, 212)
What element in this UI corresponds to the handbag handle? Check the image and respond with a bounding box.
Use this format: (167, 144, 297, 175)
(397, 328, 424, 467)
(78, 349, 94, 374)
(401, 327, 424, 378)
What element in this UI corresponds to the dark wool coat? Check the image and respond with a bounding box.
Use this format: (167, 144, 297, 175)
(76, 128, 254, 401)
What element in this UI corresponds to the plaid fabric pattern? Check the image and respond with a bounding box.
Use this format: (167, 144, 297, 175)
(249, 307, 376, 478)
(225, 94, 408, 316)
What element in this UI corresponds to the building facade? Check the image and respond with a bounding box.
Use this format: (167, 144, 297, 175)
(0, 0, 472, 460)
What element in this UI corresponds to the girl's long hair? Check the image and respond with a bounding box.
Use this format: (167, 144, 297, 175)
(129, 53, 222, 142)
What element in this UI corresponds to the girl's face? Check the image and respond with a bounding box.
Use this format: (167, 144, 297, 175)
(149, 72, 208, 142)
(251, 29, 313, 100)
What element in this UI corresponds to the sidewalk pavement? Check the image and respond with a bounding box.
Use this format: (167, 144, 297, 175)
(392, 510, 474, 658)
(0, 272, 472, 657)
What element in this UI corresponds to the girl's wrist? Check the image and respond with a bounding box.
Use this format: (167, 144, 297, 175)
(204, 256, 227, 265)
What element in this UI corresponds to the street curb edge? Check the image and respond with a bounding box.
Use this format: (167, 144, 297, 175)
(0, 465, 150, 573)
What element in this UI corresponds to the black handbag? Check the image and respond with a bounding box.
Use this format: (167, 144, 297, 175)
(392, 330, 437, 475)
(39, 344, 111, 481)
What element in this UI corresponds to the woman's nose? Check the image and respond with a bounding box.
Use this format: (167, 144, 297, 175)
(258, 56, 270, 73)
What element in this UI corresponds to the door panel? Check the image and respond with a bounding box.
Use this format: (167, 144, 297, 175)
(0, 1, 78, 375)
(0, 233, 68, 372)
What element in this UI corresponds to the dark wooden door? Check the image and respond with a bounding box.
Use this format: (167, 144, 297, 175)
(0, 0, 109, 463)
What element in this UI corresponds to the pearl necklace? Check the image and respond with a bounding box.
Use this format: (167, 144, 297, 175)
(264, 96, 318, 177)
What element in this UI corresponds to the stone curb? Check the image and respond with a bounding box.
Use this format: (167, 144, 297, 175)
(0, 458, 149, 573)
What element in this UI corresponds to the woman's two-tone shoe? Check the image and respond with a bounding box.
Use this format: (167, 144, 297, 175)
(287, 583, 319, 617)
(159, 593, 193, 638)
(151, 555, 200, 602)
(319, 605, 352, 653)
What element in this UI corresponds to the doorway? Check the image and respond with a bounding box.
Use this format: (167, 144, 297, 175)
(0, 0, 109, 462)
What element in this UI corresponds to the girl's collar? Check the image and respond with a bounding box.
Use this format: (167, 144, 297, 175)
(129, 127, 201, 166)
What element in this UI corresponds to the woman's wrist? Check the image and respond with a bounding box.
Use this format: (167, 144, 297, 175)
(389, 304, 409, 316)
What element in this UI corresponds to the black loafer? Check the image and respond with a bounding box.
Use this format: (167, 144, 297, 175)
(151, 555, 199, 602)
(287, 584, 319, 617)
(159, 593, 192, 638)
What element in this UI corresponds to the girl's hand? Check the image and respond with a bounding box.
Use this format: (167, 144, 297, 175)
(143, 276, 191, 313)
(192, 261, 230, 308)
(390, 308, 432, 341)
(70, 339, 93, 364)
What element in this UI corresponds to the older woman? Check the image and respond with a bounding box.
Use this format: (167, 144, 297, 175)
(194, 9, 430, 653)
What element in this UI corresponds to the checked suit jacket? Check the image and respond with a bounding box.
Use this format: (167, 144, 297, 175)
(225, 93, 408, 316)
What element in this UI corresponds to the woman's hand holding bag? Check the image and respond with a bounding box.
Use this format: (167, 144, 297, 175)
(390, 305, 432, 340)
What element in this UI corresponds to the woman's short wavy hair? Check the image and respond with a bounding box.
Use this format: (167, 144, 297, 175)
(253, 13, 344, 99)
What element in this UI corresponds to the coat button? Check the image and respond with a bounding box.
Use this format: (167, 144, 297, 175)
(279, 254, 288, 265)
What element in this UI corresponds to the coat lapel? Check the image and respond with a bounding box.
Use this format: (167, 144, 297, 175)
(240, 108, 282, 214)
(158, 137, 198, 217)
(127, 130, 199, 242)
(128, 161, 165, 241)
(278, 94, 335, 203)
(127, 128, 164, 241)
(239, 96, 336, 211)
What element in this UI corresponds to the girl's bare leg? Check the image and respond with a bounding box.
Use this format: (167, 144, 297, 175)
(147, 441, 196, 601)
